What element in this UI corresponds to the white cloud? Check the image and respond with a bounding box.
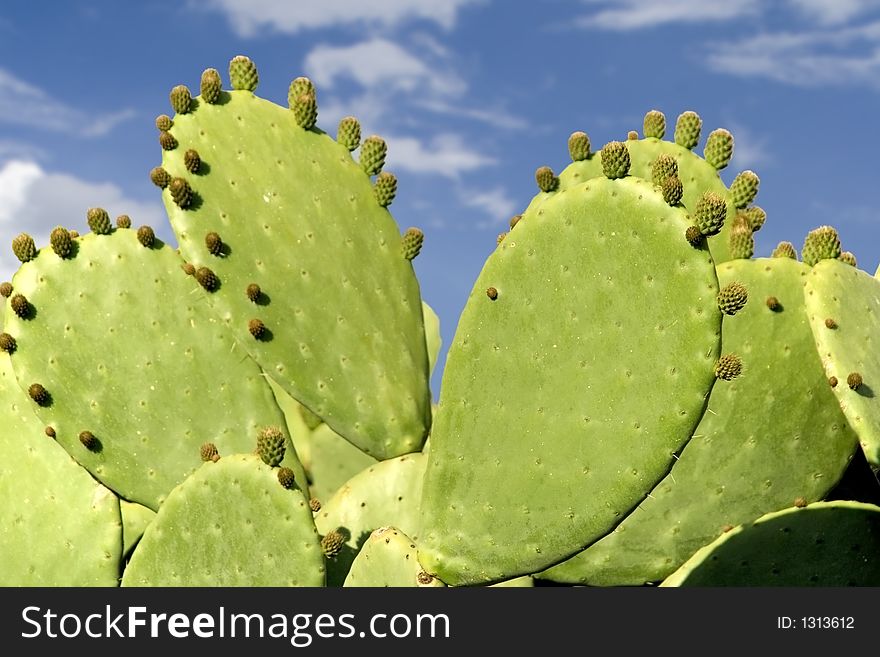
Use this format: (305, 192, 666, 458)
(0, 160, 168, 282)
(576, 0, 759, 30)
(384, 133, 496, 178)
(462, 186, 519, 227)
(787, 0, 879, 25)
(0, 69, 135, 137)
(725, 122, 773, 171)
(198, 0, 482, 37)
(304, 38, 465, 96)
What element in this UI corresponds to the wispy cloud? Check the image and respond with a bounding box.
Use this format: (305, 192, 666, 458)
(0, 159, 167, 282)
(385, 133, 496, 178)
(463, 186, 519, 228)
(575, 0, 759, 30)
(725, 122, 773, 171)
(197, 0, 483, 37)
(788, 0, 878, 26)
(0, 69, 135, 137)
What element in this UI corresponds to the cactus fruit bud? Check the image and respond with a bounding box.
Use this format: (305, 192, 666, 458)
(169, 177, 193, 209)
(277, 467, 296, 489)
(730, 170, 760, 208)
(288, 77, 316, 104)
(714, 354, 743, 381)
(568, 131, 591, 161)
(704, 128, 734, 169)
(49, 226, 73, 258)
(337, 116, 361, 151)
(28, 383, 49, 405)
(69, 231, 79, 239)
(651, 154, 678, 187)
(79, 431, 98, 451)
(136, 225, 155, 248)
(771, 241, 797, 259)
(182, 262, 196, 276)
(839, 251, 857, 267)
(155, 115, 172, 131)
(256, 426, 286, 467)
(497, 232, 507, 245)
(694, 191, 727, 236)
(802, 226, 841, 266)
(794, 496, 808, 508)
(0, 333, 15, 353)
(205, 232, 223, 256)
(741, 206, 766, 233)
(200, 442, 219, 462)
(159, 131, 178, 150)
(402, 228, 424, 261)
(195, 266, 219, 292)
(674, 111, 702, 150)
(169, 85, 192, 115)
(184, 149, 201, 173)
(87, 207, 112, 235)
(200, 68, 222, 104)
(10, 294, 30, 318)
(116, 215, 131, 229)
(417, 571, 435, 586)
(360, 135, 387, 175)
(373, 171, 398, 207)
(535, 166, 559, 192)
(728, 223, 754, 260)
(829, 376, 838, 387)
(766, 296, 781, 311)
(486, 287, 499, 300)
(825, 318, 838, 329)
(321, 529, 346, 558)
(246, 283, 261, 303)
(717, 282, 748, 315)
(601, 141, 630, 179)
(0, 282, 11, 297)
(248, 318, 266, 339)
(292, 93, 318, 129)
(627, 130, 639, 140)
(309, 498, 321, 512)
(45, 426, 55, 438)
(661, 175, 683, 206)
(509, 215, 522, 230)
(229, 55, 259, 91)
(643, 110, 666, 139)
(847, 372, 863, 390)
(12, 233, 37, 263)
(150, 166, 171, 188)
(685, 226, 703, 246)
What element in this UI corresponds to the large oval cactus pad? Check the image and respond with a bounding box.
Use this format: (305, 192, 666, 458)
(0, 353, 122, 585)
(122, 454, 324, 586)
(3, 231, 303, 509)
(542, 258, 857, 584)
(661, 501, 880, 586)
(160, 89, 431, 459)
(418, 175, 722, 585)
(804, 260, 880, 466)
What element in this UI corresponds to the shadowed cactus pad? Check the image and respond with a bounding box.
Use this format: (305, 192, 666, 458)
(157, 58, 431, 459)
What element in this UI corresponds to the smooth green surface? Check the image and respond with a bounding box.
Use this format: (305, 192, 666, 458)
(804, 260, 880, 465)
(419, 175, 721, 585)
(122, 454, 324, 586)
(160, 89, 431, 459)
(661, 501, 880, 586)
(3, 231, 304, 509)
(121, 500, 156, 560)
(0, 353, 122, 586)
(344, 527, 444, 587)
(542, 258, 857, 584)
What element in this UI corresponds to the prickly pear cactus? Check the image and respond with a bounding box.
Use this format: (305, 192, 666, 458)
(2, 228, 304, 509)
(154, 57, 431, 459)
(418, 165, 726, 585)
(122, 454, 324, 586)
(344, 527, 444, 587)
(0, 353, 122, 586)
(661, 501, 880, 586)
(541, 257, 858, 585)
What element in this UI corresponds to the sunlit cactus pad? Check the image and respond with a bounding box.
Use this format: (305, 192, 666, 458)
(157, 60, 431, 459)
(2, 229, 302, 509)
(122, 454, 324, 586)
(344, 527, 444, 587)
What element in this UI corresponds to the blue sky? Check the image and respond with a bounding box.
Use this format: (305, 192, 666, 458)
(2, 0, 879, 395)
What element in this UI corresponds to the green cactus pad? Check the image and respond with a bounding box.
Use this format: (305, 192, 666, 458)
(120, 500, 156, 560)
(315, 452, 427, 586)
(3, 230, 304, 509)
(661, 502, 880, 586)
(344, 527, 445, 587)
(0, 353, 122, 585)
(540, 258, 857, 585)
(419, 175, 722, 585)
(158, 76, 431, 460)
(122, 454, 324, 586)
(804, 259, 880, 465)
